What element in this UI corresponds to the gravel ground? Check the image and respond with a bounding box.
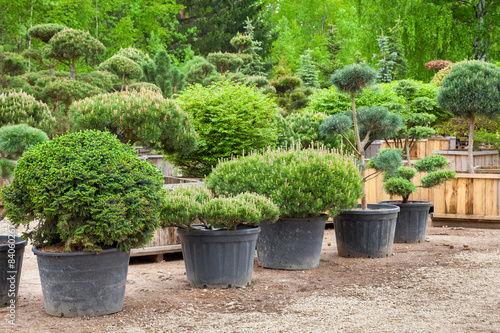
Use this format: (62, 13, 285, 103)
(1, 219, 500, 333)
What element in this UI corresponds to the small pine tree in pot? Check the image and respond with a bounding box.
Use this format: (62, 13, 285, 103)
(206, 146, 363, 269)
(370, 149, 456, 243)
(1, 130, 163, 317)
(160, 186, 279, 288)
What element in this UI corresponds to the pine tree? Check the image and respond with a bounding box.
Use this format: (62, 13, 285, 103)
(297, 49, 320, 88)
(142, 50, 185, 98)
(373, 29, 397, 83)
(241, 18, 266, 77)
(387, 19, 408, 80)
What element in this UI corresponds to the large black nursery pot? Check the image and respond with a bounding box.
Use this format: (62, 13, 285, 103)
(33, 247, 130, 317)
(257, 214, 328, 270)
(334, 203, 399, 258)
(1, 235, 27, 307)
(379, 200, 432, 243)
(178, 225, 260, 288)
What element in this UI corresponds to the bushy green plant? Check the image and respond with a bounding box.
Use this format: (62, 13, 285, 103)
(75, 71, 118, 92)
(160, 186, 278, 230)
(438, 60, 500, 173)
(116, 46, 151, 65)
(1, 130, 163, 252)
(368, 149, 456, 203)
(182, 56, 220, 86)
(26, 24, 66, 75)
(207, 52, 244, 73)
(297, 50, 320, 88)
(70, 90, 198, 155)
(475, 130, 500, 151)
(98, 55, 142, 91)
(142, 50, 185, 97)
(168, 81, 280, 177)
(0, 91, 56, 135)
(0, 52, 26, 78)
(128, 82, 162, 93)
(42, 79, 103, 116)
(205, 147, 363, 218)
(244, 75, 269, 88)
(0, 158, 15, 179)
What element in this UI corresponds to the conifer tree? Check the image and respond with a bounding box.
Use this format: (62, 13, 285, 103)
(297, 49, 320, 88)
(25, 24, 66, 75)
(142, 50, 185, 97)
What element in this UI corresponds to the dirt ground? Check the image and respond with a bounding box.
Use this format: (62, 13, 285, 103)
(1, 220, 500, 333)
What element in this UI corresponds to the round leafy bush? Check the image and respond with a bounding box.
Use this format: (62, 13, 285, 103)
(271, 75, 302, 94)
(0, 91, 56, 135)
(207, 52, 244, 73)
(182, 56, 220, 86)
(1, 130, 163, 252)
(160, 186, 279, 230)
(168, 81, 280, 177)
(70, 90, 198, 155)
(330, 63, 377, 94)
(128, 82, 162, 93)
(42, 79, 103, 114)
(0, 158, 15, 179)
(205, 147, 363, 218)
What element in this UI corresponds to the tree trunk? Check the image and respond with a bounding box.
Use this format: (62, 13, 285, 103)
(69, 57, 76, 79)
(352, 92, 367, 210)
(121, 72, 125, 92)
(49, 59, 55, 75)
(468, 114, 475, 174)
(405, 96, 412, 168)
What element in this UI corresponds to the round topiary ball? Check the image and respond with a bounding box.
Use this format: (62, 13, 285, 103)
(1, 130, 163, 252)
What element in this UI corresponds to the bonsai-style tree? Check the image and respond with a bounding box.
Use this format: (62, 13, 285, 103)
(369, 149, 456, 203)
(207, 52, 244, 73)
(1, 130, 163, 252)
(46, 28, 105, 79)
(42, 79, 103, 115)
(115, 46, 151, 65)
(0, 91, 56, 135)
(182, 56, 220, 86)
(70, 89, 198, 155)
(142, 50, 185, 97)
(391, 79, 437, 167)
(25, 24, 66, 75)
(99, 55, 142, 92)
(297, 49, 320, 88)
(438, 60, 500, 173)
(320, 63, 401, 209)
(0, 52, 25, 78)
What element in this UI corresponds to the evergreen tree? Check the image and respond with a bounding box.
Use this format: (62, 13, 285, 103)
(318, 24, 344, 87)
(25, 24, 66, 75)
(297, 49, 320, 88)
(373, 30, 397, 83)
(240, 18, 267, 77)
(99, 55, 143, 92)
(387, 19, 408, 80)
(142, 50, 185, 97)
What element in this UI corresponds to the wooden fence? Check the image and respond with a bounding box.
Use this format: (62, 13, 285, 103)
(432, 149, 500, 172)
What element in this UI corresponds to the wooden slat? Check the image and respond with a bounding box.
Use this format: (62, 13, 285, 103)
(432, 213, 500, 222)
(130, 244, 182, 256)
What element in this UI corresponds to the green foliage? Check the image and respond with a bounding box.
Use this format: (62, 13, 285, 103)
(438, 61, 500, 119)
(99, 55, 143, 91)
(475, 131, 500, 151)
(420, 170, 457, 188)
(276, 111, 347, 151)
(129, 82, 162, 94)
(244, 75, 269, 88)
(207, 52, 244, 73)
(42, 79, 103, 115)
(271, 75, 302, 94)
(317, 25, 344, 88)
(116, 47, 151, 65)
(230, 33, 253, 53)
(373, 32, 397, 83)
(396, 167, 417, 181)
(297, 50, 320, 88)
(0, 91, 56, 135)
(240, 18, 267, 77)
(330, 63, 377, 95)
(160, 187, 279, 230)
(28, 24, 67, 43)
(75, 71, 118, 92)
(1, 130, 163, 252)
(182, 56, 221, 86)
(70, 90, 198, 155)
(0, 52, 25, 77)
(392, 79, 419, 97)
(431, 64, 454, 87)
(413, 155, 449, 173)
(168, 81, 280, 177)
(206, 147, 364, 218)
(0, 124, 48, 158)
(0, 159, 15, 179)
(383, 177, 417, 200)
(367, 148, 404, 178)
(142, 50, 185, 97)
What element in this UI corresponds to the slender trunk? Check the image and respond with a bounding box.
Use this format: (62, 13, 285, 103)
(49, 59, 55, 75)
(468, 114, 475, 173)
(405, 96, 411, 168)
(27, 3, 33, 72)
(352, 92, 367, 209)
(69, 57, 76, 79)
(18, 15, 22, 53)
(121, 72, 125, 92)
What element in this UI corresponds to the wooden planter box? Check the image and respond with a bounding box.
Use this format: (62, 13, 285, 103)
(432, 149, 500, 172)
(380, 136, 455, 159)
(130, 227, 182, 261)
(431, 173, 500, 229)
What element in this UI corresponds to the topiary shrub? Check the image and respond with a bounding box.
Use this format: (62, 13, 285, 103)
(1, 130, 163, 252)
(115, 46, 151, 65)
(207, 52, 244, 73)
(206, 147, 363, 218)
(75, 71, 118, 92)
(368, 149, 456, 203)
(98, 55, 142, 91)
(438, 60, 500, 173)
(0, 91, 56, 135)
(128, 82, 162, 93)
(70, 89, 198, 155)
(0, 52, 26, 78)
(42, 79, 103, 116)
(168, 81, 280, 177)
(160, 186, 279, 230)
(182, 56, 221, 86)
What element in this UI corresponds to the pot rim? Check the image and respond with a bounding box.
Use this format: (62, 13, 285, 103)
(0, 235, 27, 250)
(339, 203, 400, 215)
(177, 224, 261, 236)
(379, 200, 433, 207)
(32, 246, 123, 257)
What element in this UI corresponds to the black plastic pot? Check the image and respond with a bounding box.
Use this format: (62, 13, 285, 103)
(0, 236, 27, 307)
(178, 225, 260, 288)
(334, 204, 399, 258)
(380, 200, 432, 243)
(257, 215, 328, 270)
(33, 247, 130, 317)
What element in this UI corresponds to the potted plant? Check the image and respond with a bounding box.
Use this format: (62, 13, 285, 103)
(319, 63, 402, 258)
(160, 186, 279, 287)
(369, 149, 456, 242)
(0, 124, 48, 307)
(1, 130, 163, 317)
(205, 146, 363, 270)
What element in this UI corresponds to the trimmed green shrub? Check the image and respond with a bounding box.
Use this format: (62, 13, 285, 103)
(182, 56, 221, 86)
(0, 124, 48, 158)
(207, 52, 244, 73)
(98, 55, 142, 91)
(160, 187, 279, 230)
(0, 91, 56, 135)
(438, 60, 500, 173)
(168, 81, 280, 177)
(369, 149, 456, 203)
(26, 24, 67, 75)
(1, 130, 163, 252)
(0, 52, 26, 78)
(206, 147, 363, 218)
(116, 46, 151, 64)
(70, 90, 198, 155)
(42, 79, 103, 115)
(142, 50, 185, 97)
(0, 158, 15, 179)
(128, 82, 162, 93)
(75, 71, 118, 92)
